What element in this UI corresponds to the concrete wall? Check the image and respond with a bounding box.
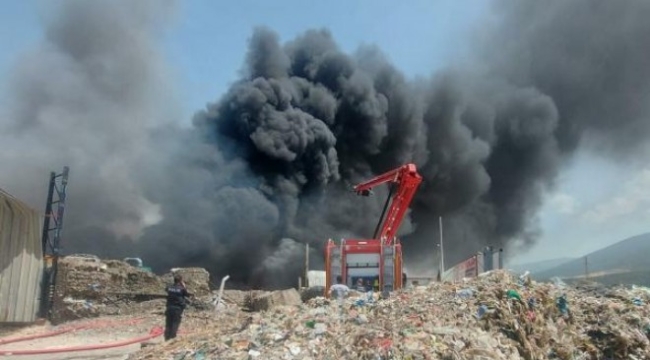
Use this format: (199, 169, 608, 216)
(0, 189, 43, 323)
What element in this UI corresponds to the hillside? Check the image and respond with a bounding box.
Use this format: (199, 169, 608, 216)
(563, 270, 650, 288)
(509, 257, 574, 274)
(534, 232, 650, 281)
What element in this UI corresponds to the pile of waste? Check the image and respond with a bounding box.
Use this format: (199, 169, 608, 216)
(246, 289, 302, 312)
(51, 256, 212, 324)
(218, 290, 304, 311)
(220, 290, 267, 308)
(129, 270, 650, 360)
(162, 268, 212, 296)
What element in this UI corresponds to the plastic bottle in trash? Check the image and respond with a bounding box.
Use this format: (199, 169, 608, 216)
(477, 304, 488, 319)
(456, 288, 474, 298)
(527, 297, 536, 310)
(518, 271, 530, 286)
(506, 289, 522, 301)
(556, 295, 569, 315)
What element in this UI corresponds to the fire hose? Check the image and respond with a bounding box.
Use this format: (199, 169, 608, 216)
(0, 326, 163, 356)
(0, 317, 145, 346)
(0, 276, 218, 355)
(0, 318, 161, 356)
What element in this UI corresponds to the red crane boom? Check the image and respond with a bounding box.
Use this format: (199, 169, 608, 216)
(353, 163, 423, 245)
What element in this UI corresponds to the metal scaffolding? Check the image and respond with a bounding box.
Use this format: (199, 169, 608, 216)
(39, 166, 70, 319)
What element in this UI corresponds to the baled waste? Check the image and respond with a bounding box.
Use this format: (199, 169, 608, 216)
(128, 270, 650, 360)
(52, 257, 212, 324)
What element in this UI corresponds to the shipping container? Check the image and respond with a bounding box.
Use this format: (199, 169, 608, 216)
(0, 189, 43, 323)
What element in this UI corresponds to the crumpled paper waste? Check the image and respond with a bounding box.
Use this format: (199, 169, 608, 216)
(51, 257, 213, 324)
(129, 270, 650, 360)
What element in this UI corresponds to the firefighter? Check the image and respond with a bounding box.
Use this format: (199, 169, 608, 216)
(328, 276, 350, 318)
(355, 278, 366, 292)
(164, 274, 193, 341)
(329, 276, 350, 300)
(365, 279, 374, 302)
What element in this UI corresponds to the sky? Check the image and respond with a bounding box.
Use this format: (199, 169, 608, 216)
(0, 0, 648, 266)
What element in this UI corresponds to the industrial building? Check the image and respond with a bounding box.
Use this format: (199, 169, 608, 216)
(0, 189, 43, 323)
(0, 167, 69, 324)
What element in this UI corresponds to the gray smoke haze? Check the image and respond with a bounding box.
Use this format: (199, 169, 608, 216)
(0, 0, 178, 256)
(2, 0, 650, 287)
(483, 0, 650, 158)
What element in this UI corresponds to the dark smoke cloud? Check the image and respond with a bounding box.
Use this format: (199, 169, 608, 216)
(136, 23, 566, 284)
(158, 0, 648, 283)
(3, 0, 650, 288)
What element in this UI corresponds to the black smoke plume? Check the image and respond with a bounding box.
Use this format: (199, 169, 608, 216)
(139, 0, 650, 285)
(2, 0, 650, 288)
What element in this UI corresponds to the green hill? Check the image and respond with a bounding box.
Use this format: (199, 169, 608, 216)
(534, 232, 650, 282)
(509, 257, 574, 274)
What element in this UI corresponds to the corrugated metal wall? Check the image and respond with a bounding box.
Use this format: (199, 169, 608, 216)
(442, 254, 479, 282)
(442, 250, 504, 283)
(0, 189, 43, 323)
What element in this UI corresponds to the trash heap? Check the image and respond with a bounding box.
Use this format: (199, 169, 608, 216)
(246, 289, 302, 312)
(221, 290, 267, 308)
(219, 290, 303, 311)
(163, 268, 212, 297)
(51, 256, 211, 324)
(129, 270, 650, 360)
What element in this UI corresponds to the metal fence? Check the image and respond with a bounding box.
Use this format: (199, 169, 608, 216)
(0, 189, 43, 323)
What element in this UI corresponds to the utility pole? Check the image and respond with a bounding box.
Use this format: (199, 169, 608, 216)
(439, 216, 445, 275)
(584, 256, 589, 279)
(305, 243, 310, 287)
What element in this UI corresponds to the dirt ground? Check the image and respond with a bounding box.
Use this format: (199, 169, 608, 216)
(1, 343, 144, 360)
(0, 315, 166, 360)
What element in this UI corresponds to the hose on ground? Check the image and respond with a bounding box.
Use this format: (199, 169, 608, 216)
(0, 317, 144, 346)
(0, 326, 163, 356)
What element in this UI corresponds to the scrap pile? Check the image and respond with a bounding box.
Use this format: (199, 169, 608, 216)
(220, 290, 303, 311)
(163, 268, 212, 296)
(129, 270, 650, 360)
(221, 290, 267, 308)
(246, 289, 303, 312)
(51, 256, 211, 324)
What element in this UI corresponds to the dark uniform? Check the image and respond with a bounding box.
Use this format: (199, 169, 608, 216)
(164, 281, 190, 341)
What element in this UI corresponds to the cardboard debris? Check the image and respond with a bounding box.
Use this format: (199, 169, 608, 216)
(300, 286, 326, 303)
(247, 289, 302, 312)
(163, 268, 212, 296)
(51, 257, 211, 324)
(128, 270, 650, 360)
(221, 290, 267, 308)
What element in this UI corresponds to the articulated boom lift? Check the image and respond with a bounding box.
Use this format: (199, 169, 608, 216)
(325, 163, 423, 296)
